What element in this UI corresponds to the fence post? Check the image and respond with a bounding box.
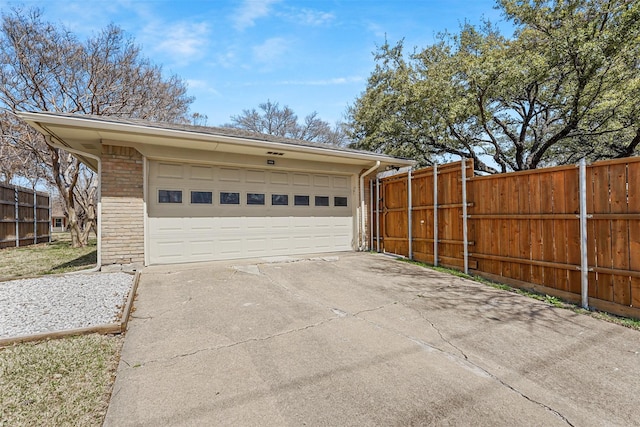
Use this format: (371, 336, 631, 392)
(462, 160, 469, 274)
(33, 190, 37, 245)
(376, 177, 380, 252)
(579, 159, 589, 309)
(433, 164, 438, 267)
(14, 186, 19, 248)
(48, 194, 52, 243)
(408, 168, 413, 260)
(369, 179, 373, 251)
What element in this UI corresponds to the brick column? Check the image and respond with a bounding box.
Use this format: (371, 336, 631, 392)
(101, 145, 145, 270)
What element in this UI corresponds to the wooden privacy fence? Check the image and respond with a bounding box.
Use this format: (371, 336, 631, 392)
(369, 157, 640, 320)
(0, 183, 50, 249)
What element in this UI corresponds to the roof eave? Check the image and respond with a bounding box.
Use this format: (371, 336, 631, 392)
(18, 111, 416, 167)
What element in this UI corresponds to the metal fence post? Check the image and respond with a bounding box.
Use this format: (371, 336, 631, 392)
(579, 158, 589, 309)
(433, 164, 438, 267)
(462, 160, 469, 274)
(14, 186, 19, 248)
(33, 190, 37, 244)
(376, 178, 380, 252)
(48, 193, 52, 242)
(369, 179, 373, 251)
(408, 168, 413, 260)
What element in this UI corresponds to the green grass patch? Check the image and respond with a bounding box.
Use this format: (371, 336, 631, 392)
(0, 334, 122, 426)
(400, 258, 640, 331)
(0, 233, 96, 280)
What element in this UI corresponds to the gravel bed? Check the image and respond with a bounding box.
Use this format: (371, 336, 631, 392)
(0, 272, 134, 339)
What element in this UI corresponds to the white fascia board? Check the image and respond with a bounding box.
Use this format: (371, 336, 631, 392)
(18, 111, 416, 167)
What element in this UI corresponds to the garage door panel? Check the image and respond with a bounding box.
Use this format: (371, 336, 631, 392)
(246, 238, 268, 253)
(190, 240, 215, 256)
(151, 240, 185, 262)
(333, 176, 348, 188)
(188, 217, 214, 231)
(148, 162, 354, 264)
(190, 165, 214, 180)
(157, 162, 184, 178)
(218, 238, 243, 255)
(270, 172, 288, 185)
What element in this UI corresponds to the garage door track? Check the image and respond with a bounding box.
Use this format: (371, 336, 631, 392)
(104, 252, 640, 426)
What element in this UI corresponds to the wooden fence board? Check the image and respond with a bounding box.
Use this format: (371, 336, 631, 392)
(473, 178, 490, 274)
(564, 169, 582, 294)
(538, 172, 555, 288)
(515, 174, 531, 282)
(608, 163, 631, 305)
(510, 175, 525, 281)
(628, 162, 640, 308)
(586, 166, 598, 298)
(529, 173, 544, 285)
(550, 171, 568, 291)
(592, 165, 614, 301)
(411, 169, 434, 261)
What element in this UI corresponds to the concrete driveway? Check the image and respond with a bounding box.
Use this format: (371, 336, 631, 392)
(104, 252, 640, 426)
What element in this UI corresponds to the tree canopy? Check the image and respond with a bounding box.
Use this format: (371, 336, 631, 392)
(347, 0, 640, 173)
(227, 100, 347, 146)
(0, 7, 194, 246)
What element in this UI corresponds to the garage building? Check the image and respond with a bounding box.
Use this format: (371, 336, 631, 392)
(21, 112, 413, 269)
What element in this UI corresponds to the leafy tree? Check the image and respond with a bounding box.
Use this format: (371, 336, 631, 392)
(227, 100, 347, 146)
(0, 7, 194, 246)
(347, 0, 640, 173)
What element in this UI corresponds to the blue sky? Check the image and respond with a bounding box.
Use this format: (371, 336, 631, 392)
(1, 0, 510, 126)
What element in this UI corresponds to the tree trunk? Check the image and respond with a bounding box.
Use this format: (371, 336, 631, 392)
(49, 145, 91, 248)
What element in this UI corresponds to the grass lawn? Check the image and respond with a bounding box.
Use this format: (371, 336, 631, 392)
(1, 231, 122, 426)
(0, 335, 123, 426)
(0, 232, 97, 280)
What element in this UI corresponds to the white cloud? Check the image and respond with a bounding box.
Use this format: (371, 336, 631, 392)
(252, 37, 290, 64)
(156, 23, 209, 60)
(232, 0, 281, 31)
(144, 21, 210, 65)
(186, 79, 220, 96)
(367, 22, 387, 39)
(286, 8, 335, 26)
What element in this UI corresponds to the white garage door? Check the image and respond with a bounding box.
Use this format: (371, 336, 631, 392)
(147, 161, 354, 264)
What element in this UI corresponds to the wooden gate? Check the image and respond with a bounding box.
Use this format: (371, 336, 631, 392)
(374, 160, 474, 270)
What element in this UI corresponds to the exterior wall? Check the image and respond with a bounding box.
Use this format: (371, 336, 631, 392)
(101, 144, 144, 269)
(51, 216, 67, 232)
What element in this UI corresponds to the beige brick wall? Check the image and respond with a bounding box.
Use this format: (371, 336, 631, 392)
(101, 145, 144, 266)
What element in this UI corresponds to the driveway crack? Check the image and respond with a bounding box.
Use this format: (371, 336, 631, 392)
(135, 315, 341, 366)
(353, 310, 574, 427)
(352, 301, 398, 316)
(407, 302, 469, 361)
(487, 372, 576, 426)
